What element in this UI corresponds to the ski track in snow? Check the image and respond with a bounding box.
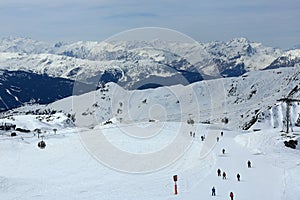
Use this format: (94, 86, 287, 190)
(6, 89, 21, 103)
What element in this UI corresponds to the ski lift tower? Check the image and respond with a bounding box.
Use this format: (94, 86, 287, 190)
(277, 86, 300, 133)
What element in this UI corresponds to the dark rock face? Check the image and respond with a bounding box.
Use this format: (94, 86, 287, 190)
(264, 55, 300, 70)
(0, 70, 93, 111)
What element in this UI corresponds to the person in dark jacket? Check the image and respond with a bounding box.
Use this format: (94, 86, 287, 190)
(247, 160, 252, 168)
(211, 187, 216, 196)
(237, 173, 240, 181)
(222, 148, 225, 154)
(221, 131, 223, 136)
(222, 171, 226, 179)
(217, 168, 221, 176)
(230, 191, 234, 200)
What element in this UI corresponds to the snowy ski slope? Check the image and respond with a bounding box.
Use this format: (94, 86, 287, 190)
(0, 106, 300, 199)
(1, 65, 300, 199)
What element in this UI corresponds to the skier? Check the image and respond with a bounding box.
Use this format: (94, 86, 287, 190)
(211, 187, 216, 196)
(230, 192, 234, 200)
(221, 131, 223, 136)
(201, 135, 205, 141)
(222, 148, 225, 154)
(217, 169, 221, 176)
(190, 131, 192, 137)
(237, 173, 240, 181)
(193, 132, 195, 138)
(222, 171, 226, 179)
(247, 160, 252, 168)
(217, 137, 219, 142)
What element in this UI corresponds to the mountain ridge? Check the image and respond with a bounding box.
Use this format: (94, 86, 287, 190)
(3, 66, 299, 131)
(1, 36, 296, 87)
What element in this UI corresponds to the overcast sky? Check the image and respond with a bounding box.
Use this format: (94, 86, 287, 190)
(0, 0, 299, 48)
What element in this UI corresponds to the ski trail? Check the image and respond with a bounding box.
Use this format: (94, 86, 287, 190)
(0, 97, 9, 110)
(175, 129, 284, 200)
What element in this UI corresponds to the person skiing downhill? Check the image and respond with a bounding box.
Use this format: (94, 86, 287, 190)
(237, 173, 240, 181)
(222, 148, 225, 154)
(211, 187, 216, 196)
(221, 131, 223, 136)
(230, 192, 234, 200)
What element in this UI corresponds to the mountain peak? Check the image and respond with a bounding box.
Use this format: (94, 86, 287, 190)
(0, 36, 50, 54)
(229, 37, 250, 44)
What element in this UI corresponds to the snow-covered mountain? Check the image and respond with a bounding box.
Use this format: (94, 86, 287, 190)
(0, 36, 291, 89)
(264, 49, 300, 70)
(1, 36, 299, 113)
(0, 51, 202, 89)
(200, 37, 282, 76)
(4, 66, 299, 132)
(0, 36, 52, 54)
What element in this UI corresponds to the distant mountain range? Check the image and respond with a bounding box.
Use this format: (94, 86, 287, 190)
(0, 36, 299, 111)
(1, 37, 299, 84)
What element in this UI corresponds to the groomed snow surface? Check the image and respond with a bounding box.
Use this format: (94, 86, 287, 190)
(1, 114, 300, 200)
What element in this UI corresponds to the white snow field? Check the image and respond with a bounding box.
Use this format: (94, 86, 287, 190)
(1, 111, 300, 200)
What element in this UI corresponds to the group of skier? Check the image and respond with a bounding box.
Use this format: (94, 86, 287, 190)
(211, 187, 234, 199)
(211, 131, 253, 199)
(189, 131, 195, 138)
(217, 168, 242, 181)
